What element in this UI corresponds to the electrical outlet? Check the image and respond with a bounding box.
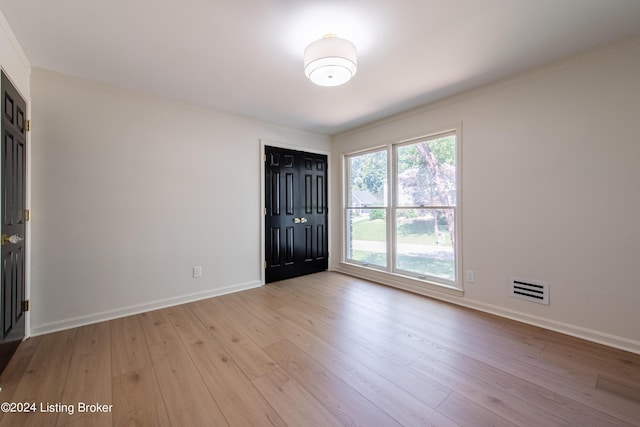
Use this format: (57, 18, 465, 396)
(193, 266, 202, 278)
(466, 270, 475, 283)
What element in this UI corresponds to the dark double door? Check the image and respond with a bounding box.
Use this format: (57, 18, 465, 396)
(0, 71, 27, 373)
(265, 146, 328, 283)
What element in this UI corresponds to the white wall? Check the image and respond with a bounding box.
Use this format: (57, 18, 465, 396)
(331, 38, 640, 353)
(30, 68, 330, 334)
(0, 9, 29, 98)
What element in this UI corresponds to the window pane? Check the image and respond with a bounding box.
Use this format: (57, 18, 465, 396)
(395, 208, 455, 281)
(396, 135, 456, 206)
(346, 208, 387, 268)
(348, 150, 387, 207)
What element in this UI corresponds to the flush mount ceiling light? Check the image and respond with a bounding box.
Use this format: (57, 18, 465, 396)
(304, 34, 357, 87)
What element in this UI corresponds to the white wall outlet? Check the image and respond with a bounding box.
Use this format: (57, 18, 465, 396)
(193, 266, 202, 278)
(466, 270, 475, 283)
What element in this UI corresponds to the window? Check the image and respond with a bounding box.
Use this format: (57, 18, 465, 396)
(345, 149, 387, 268)
(344, 130, 459, 287)
(395, 135, 457, 282)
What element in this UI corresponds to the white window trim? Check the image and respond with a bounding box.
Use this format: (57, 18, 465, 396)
(338, 124, 463, 296)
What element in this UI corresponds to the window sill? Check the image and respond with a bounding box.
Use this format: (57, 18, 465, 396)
(334, 262, 464, 298)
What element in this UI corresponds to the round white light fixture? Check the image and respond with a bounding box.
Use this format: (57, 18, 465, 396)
(304, 34, 357, 87)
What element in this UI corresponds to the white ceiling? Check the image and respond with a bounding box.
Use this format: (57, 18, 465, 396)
(2, 0, 640, 135)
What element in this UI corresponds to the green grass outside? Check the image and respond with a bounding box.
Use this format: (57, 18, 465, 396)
(350, 250, 454, 281)
(350, 216, 455, 280)
(351, 217, 452, 246)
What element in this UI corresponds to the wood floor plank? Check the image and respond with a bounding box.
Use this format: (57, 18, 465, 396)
(57, 322, 112, 427)
(209, 293, 284, 348)
(264, 338, 403, 427)
(309, 274, 530, 360)
(318, 273, 500, 327)
(110, 314, 152, 377)
(515, 349, 599, 387)
(268, 278, 405, 338)
(271, 317, 458, 426)
(136, 309, 178, 347)
(436, 392, 515, 427)
(141, 309, 229, 427)
(235, 289, 287, 325)
(0, 335, 42, 419)
(541, 342, 640, 384)
(165, 304, 287, 427)
(394, 304, 545, 359)
(252, 368, 344, 426)
(0, 329, 77, 427)
(277, 302, 423, 366)
(395, 327, 640, 424)
(429, 347, 631, 427)
(276, 303, 451, 408)
(409, 355, 572, 427)
(504, 320, 640, 369)
(188, 299, 278, 379)
(491, 350, 640, 424)
(112, 366, 171, 427)
(596, 374, 640, 402)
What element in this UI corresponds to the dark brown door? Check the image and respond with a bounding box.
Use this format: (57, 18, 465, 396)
(0, 71, 27, 373)
(265, 146, 328, 283)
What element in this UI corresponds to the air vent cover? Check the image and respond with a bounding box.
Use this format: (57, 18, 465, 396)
(509, 277, 549, 305)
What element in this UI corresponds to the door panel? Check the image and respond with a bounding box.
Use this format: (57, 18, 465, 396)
(0, 71, 27, 373)
(285, 227, 294, 265)
(265, 146, 328, 283)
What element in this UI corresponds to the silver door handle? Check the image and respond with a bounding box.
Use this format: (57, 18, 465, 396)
(2, 234, 23, 245)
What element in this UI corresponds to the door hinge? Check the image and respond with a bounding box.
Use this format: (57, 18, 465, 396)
(264, 154, 267, 162)
(22, 300, 29, 312)
(24, 209, 30, 222)
(264, 261, 267, 269)
(25, 120, 30, 132)
(264, 208, 267, 215)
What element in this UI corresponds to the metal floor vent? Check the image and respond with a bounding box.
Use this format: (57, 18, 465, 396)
(509, 277, 549, 305)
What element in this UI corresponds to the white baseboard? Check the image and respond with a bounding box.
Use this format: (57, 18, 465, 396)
(334, 266, 640, 355)
(451, 298, 640, 355)
(29, 280, 263, 337)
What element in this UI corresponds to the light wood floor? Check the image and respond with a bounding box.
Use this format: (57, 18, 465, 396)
(0, 272, 639, 426)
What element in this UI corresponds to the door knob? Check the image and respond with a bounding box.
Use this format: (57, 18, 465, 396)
(1, 234, 23, 245)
